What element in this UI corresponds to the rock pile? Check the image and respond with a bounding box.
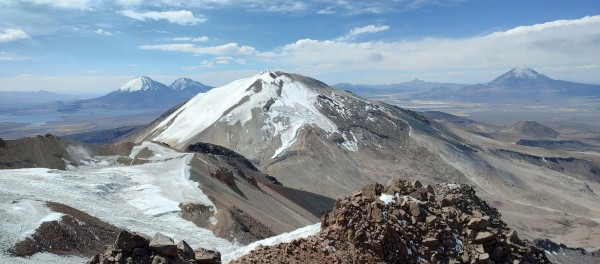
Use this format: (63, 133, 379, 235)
(89, 230, 221, 264)
(232, 179, 550, 263)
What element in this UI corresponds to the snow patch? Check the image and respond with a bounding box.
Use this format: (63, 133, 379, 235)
(39, 212, 65, 223)
(222, 223, 320, 264)
(379, 194, 396, 205)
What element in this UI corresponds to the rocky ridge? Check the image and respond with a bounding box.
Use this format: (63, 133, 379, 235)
(89, 231, 221, 264)
(233, 179, 550, 263)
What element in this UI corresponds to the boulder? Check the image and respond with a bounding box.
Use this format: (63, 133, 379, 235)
(195, 248, 222, 264)
(473, 231, 496, 244)
(467, 217, 490, 230)
(177, 240, 195, 260)
(408, 201, 421, 217)
(113, 230, 150, 254)
(149, 233, 178, 257)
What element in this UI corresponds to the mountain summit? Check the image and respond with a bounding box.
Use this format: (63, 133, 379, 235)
(76, 76, 213, 110)
(487, 66, 552, 87)
(169, 78, 210, 92)
(117, 76, 169, 93)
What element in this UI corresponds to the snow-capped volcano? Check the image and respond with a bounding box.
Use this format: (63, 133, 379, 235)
(169, 78, 211, 92)
(117, 76, 169, 93)
(135, 70, 462, 195)
(77, 76, 213, 110)
(486, 66, 552, 87)
(142, 71, 343, 158)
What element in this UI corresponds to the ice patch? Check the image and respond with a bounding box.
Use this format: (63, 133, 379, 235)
(124, 184, 181, 216)
(222, 223, 320, 263)
(0, 142, 232, 263)
(39, 213, 65, 223)
(379, 194, 396, 205)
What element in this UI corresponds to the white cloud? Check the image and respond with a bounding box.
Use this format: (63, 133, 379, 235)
(0, 28, 30, 42)
(139, 43, 256, 56)
(137, 15, 600, 84)
(490, 15, 600, 37)
(94, 29, 112, 36)
(170, 36, 209, 42)
(192, 36, 210, 42)
(336, 24, 390, 41)
(271, 15, 600, 82)
(349, 24, 390, 36)
(119, 10, 207, 25)
(26, 0, 91, 9)
(115, 0, 143, 6)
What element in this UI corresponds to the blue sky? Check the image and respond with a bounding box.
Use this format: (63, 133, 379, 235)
(0, 0, 599, 95)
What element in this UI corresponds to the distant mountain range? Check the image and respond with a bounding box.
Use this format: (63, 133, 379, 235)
(436, 66, 600, 102)
(57, 76, 212, 112)
(335, 66, 600, 104)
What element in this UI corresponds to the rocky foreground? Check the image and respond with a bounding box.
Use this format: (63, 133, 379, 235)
(232, 179, 551, 263)
(89, 231, 221, 264)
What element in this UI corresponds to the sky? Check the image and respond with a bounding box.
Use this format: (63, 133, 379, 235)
(0, 0, 599, 95)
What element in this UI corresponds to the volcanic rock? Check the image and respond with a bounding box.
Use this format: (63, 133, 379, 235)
(89, 232, 221, 264)
(231, 179, 550, 263)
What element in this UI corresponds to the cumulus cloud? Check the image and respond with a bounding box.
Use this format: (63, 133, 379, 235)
(139, 43, 256, 56)
(137, 15, 600, 83)
(273, 15, 600, 79)
(0, 28, 30, 42)
(119, 10, 206, 25)
(94, 29, 112, 36)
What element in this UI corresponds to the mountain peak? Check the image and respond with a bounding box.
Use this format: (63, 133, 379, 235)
(509, 66, 539, 79)
(486, 66, 551, 87)
(169, 77, 211, 92)
(118, 76, 167, 92)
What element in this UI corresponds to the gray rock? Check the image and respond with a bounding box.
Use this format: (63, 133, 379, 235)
(150, 233, 178, 257)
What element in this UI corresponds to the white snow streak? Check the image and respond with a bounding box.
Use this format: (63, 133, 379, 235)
(221, 223, 321, 264)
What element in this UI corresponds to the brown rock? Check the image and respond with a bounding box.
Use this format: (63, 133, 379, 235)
(425, 215, 437, 226)
(177, 240, 195, 260)
(423, 237, 438, 248)
(409, 190, 424, 200)
(113, 230, 150, 254)
(439, 198, 453, 207)
(508, 230, 521, 244)
(412, 180, 422, 188)
(477, 253, 492, 264)
(195, 248, 222, 264)
(152, 255, 168, 264)
(467, 217, 490, 230)
(408, 201, 421, 217)
(371, 207, 383, 221)
(473, 231, 496, 244)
